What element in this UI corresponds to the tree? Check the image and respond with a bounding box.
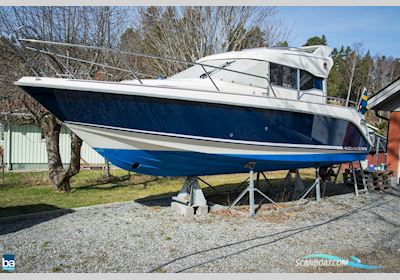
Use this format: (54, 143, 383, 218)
(353, 50, 373, 102)
(371, 55, 400, 92)
(327, 43, 364, 104)
(325, 42, 400, 132)
(303, 35, 327, 46)
(344, 45, 362, 106)
(126, 6, 289, 77)
(0, 7, 129, 191)
(275, 40, 289, 47)
(232, 26, 268, 50)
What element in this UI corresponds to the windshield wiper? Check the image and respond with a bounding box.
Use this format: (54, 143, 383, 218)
(200, 60, 235, 79)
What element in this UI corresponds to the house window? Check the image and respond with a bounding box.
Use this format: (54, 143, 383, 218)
(270, 63, 297, 89)
(300, 70, 323, 90)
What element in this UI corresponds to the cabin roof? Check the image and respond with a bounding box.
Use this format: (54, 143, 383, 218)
(197, 45, 334, 79)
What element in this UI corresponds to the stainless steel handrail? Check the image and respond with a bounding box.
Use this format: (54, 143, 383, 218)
(16, 37, 277, 96)
(327, 96, 357, 107)
(11, 26, 359, 108)
(298, 91, 357, 107)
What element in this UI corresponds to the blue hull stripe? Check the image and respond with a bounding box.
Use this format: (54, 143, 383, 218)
(95, 148, 367, 176)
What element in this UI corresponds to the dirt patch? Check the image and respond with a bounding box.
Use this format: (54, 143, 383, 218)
(210, 202, 308, 223)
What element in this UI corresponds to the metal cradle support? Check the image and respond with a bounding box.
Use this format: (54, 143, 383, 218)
(299, 177, 321, 203)
(228, 164, 279, 218)
(171, 176, 208, 218)
(292, 168, 322, 203)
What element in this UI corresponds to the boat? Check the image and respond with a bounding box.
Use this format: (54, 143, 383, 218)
(14, 36, 371, 177)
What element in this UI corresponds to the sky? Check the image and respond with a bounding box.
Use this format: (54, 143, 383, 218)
(278, 6, 400, 58)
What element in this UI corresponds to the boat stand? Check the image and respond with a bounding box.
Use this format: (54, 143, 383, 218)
(228, 164, 279, 218)
(298, 177, 322, 203)
(321, 180, 327, 198)
(295, 168, 326, 203)
(171, 176, 208, 218)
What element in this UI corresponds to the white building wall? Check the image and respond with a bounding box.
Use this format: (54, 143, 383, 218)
(5, 123, 104, 170)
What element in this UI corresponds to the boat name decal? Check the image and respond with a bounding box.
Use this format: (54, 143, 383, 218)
(342, 146, 367, 151)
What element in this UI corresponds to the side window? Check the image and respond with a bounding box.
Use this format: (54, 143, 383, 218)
(270, 63, 297, 89)
(300, 70, 323, 90)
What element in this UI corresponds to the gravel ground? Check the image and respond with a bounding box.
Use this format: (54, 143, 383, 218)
(1, 188, 400, 273)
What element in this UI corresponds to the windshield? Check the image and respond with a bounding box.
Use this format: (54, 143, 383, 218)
(170, 60, 233, 79)
(169, 59, 268, 88)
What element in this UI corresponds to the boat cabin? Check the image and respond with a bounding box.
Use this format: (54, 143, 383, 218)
(170, 45, 333, 104)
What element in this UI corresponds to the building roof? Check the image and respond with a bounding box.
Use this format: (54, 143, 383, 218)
(369, 77, 400, 112)
(196, 45, 334, 79)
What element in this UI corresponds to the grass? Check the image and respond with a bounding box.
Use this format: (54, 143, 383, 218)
(0, 168, 316, 218)
(51, 266, 63, 273)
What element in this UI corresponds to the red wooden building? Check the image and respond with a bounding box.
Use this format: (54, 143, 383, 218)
(369, 78, 400, 186)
